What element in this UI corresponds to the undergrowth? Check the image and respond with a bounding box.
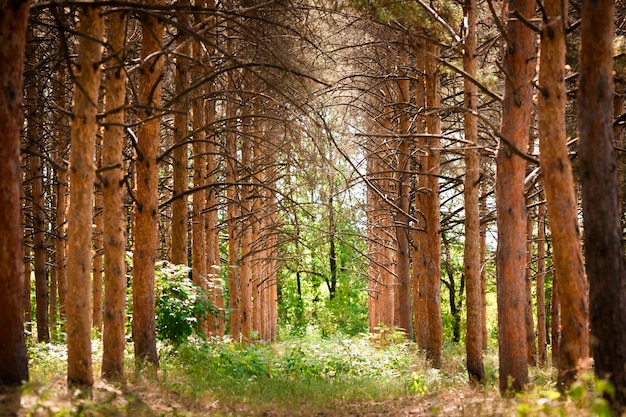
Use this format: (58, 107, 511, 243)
(18, 333, 616, 416)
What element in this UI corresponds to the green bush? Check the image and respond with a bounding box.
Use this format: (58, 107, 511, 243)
(154, 261, 215, 346)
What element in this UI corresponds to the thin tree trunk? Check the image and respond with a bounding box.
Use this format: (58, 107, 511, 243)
(25, 36, 50, 343)
(525, 178, 536, 366)
(133, 0, 164, 367)
(463, 0, 485, 380)
(66, 4, 105, 387)
(536, 194, 547, 366)
(93, 144, 104, 333)
(551, 268, 561, 368)
(496, 0, 534, 393)
(395, 38, 412, 339)
(101, 9, 128, 380)
(240, 122, 253, 339)
(579, 0, 626, 408)
(0, 0, 30, 384)
(425, 41, 443, 369)
(171, 2, 190, 266)
(226, 79, 241, 339)
(205, 90, 223, 336)
(480, 183, 488, 351)
(191, 73, 207, 335)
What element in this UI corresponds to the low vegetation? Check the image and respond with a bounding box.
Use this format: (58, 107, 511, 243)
(15, 333, 612, 417)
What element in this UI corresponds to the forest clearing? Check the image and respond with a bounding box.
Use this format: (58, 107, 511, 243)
(2, 0, 626, 414)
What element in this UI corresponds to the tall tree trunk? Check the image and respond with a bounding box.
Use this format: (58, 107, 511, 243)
(579, 0, 626, 409)
(538, 0, 589, 388)
(463, 0, 485, 381)
(93, 145, 104, 333)
(66, 4, 105, 387)
(536, 193, 547, 366)
(424, 41, 443, 368)
(496, 0, 534, 393)
(226, 77, 241, 340)
(0, 0, 30, 385)
(412, 57, 429, 350)
(101, 9, 128, 380)
(171, 2, 190, 266)
(55, 138, 68, 331)
(25, 33, 50, 343)
(525, 171, 536, 366)
(133, 0, 164, 367)
(240, 120, 253, 339)
(551, 268, 561, 368)
(191, 76, 207, 335)
(205, 87, 223, 336)
(480, 182, 488, 350)
(395, 39, 412, 339)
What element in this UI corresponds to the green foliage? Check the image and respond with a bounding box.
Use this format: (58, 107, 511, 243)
(154, 261, 215, 346)
(160, 333, 419, 412)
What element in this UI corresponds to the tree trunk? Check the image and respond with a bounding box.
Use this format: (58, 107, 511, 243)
(226, 81, 241, 340)
(191, 59, 207, 335)
(205, 87, 224, 336)
(537, 0, 589, 387)
(240, 121, 253, 339)
(93, 144, 104, 333)
(536, 194, 547, 366)
(66, 4, 105, 387)
(394, 38, 412, 339)
(0, 0, 30, 385)
(463, 0, 485, 381)
(171, 2, 190, 266)
(480, 183, 488, 350)
(25, 34, 50, 343)
(133, 0, 164, 367)
(101, 9, 128, 380)
(496, 0, 534, 393)
(579, 0, 626, 409)
(525, 180, 536, 366)
(425, 41, 443, 369)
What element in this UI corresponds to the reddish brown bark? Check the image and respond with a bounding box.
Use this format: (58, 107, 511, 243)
(496, 0, 534, 393)
(394, 40, 412, 339)
(463, 0, 485, 381)
(171, 2, 190, 266)
(538, 0, 589, 387)
(133, 0, 164, 367)
(66, 5, 105, 387)
(101, 9, 128, 380)
(226, 80, 241, 340)
(424, 42, 443, 369)
(0, 0, 30, 385)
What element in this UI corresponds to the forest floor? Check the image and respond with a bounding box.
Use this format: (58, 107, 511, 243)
(4, 380, 512, 417)
(2, 337, 614, 417)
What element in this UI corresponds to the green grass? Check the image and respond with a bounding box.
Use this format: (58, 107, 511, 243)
(18, 333, 614, 416)
(159, 334, 421, 413)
